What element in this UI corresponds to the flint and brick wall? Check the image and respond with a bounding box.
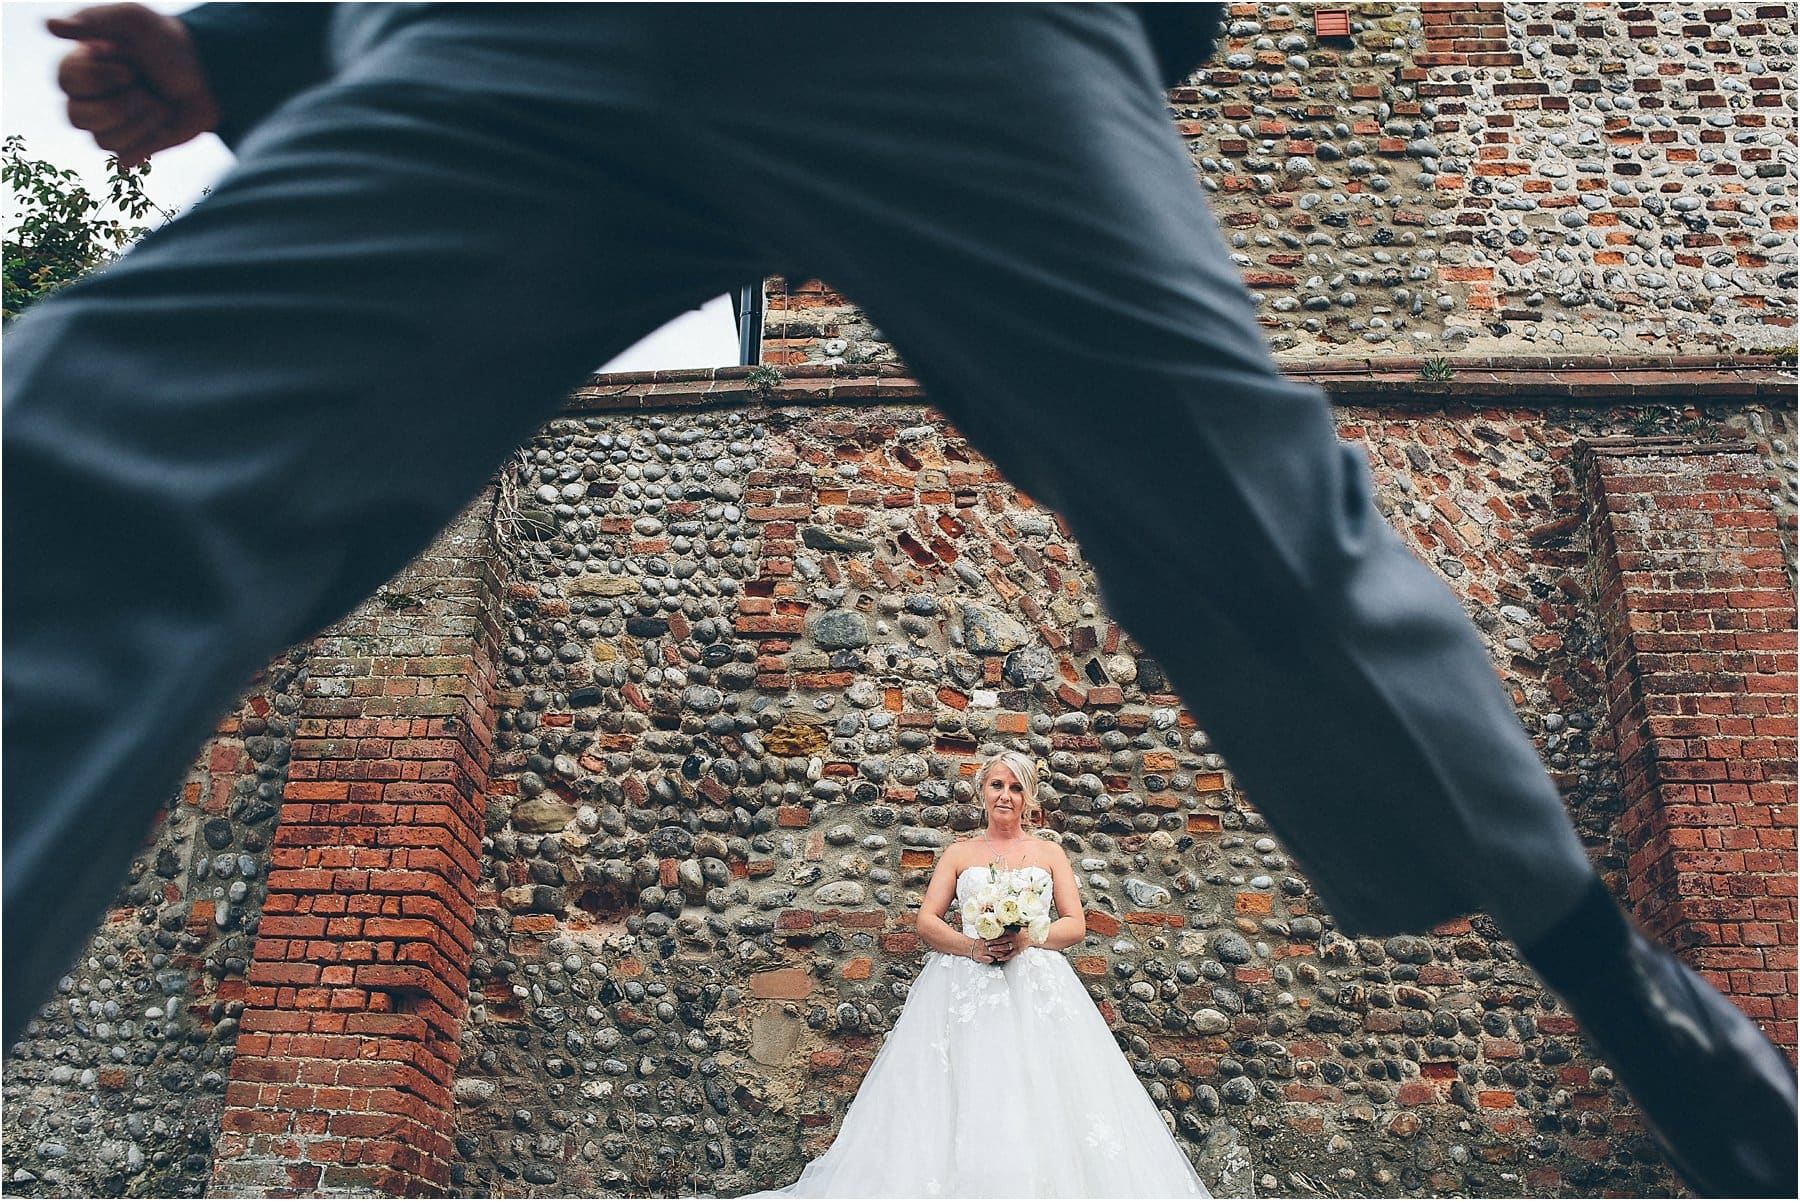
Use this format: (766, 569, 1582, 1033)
(4, 365, 1793, 1199)
(1583, 437, 1798, 1057)
(767, 3, 1796, 367)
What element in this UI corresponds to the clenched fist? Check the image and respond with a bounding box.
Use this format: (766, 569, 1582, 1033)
(49, 3, 218, 165)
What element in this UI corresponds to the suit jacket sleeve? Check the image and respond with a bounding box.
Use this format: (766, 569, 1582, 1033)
(177, 3, 335, 149)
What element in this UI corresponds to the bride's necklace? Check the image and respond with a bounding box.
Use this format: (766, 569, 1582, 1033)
(983, 832, 1031, 870)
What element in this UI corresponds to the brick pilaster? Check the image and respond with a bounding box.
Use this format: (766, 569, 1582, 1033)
(1583, 436, 1797, 1059)
(210, 501, 503, 1196)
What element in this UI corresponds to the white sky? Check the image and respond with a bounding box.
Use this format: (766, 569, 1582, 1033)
(0, 0, 739, 371)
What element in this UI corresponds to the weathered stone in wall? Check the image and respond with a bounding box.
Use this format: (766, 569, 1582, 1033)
(513, 796, 577, 834)
(749, 1008, 805, 1066)
(808, 610, 869, 649)
(960, 602, 1030, 654)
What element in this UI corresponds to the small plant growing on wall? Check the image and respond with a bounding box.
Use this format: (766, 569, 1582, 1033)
(627, 1138, 697, 1195)
(375, 585, 422, 611)
(1418, 357, 1455, 382)
(490, 448, 534, 554)
(1628, 405, 1681, 436)
(746, 364, 784, 400)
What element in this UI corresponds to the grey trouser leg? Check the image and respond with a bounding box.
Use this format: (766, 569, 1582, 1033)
(3, 10, 765, 1046)
(668, 5, 1599, 939)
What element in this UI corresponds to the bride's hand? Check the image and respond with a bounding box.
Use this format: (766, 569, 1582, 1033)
(967, 939, 996, 965)
(986, 933, 1026, 962)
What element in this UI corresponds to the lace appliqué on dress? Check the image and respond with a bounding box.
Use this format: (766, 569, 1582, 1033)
(1084, 1115, 1125, 1160)
(1020, 952, 1076, 1019)
(943, 955, 1012, 1026)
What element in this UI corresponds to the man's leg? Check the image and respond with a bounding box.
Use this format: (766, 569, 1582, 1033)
(684, 2, 1587, 955)
(3, 10, 763, 1047)
(670, 6, 1795, 1193)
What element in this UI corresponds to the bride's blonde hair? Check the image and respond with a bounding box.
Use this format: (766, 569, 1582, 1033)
(977, 750, 1043, 828)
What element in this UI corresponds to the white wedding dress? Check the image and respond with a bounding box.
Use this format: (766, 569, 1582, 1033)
(758, 866, 1212, 1198)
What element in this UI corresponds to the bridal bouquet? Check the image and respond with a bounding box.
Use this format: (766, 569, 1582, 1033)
(962, 865, 1053, 947)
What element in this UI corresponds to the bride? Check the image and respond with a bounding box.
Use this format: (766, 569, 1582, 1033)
(757, 751, 1212, 1197)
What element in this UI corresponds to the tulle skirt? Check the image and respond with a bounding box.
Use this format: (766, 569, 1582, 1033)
(753, 947, 1211, 1198)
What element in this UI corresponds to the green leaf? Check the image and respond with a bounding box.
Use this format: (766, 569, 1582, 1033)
(4, 135, 173, 321)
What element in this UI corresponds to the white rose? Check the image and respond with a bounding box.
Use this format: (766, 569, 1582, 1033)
(1029, 917, 1051, 943)
(961, 899, 979, 925)
(975, 914, 1003, 940)
(996, 898, 1022, 927)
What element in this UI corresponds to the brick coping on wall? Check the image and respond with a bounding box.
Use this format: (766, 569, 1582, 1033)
(569, 354, 1796, 413)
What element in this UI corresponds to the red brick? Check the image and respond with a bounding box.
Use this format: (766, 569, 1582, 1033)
(748, 968, 813, 1000)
